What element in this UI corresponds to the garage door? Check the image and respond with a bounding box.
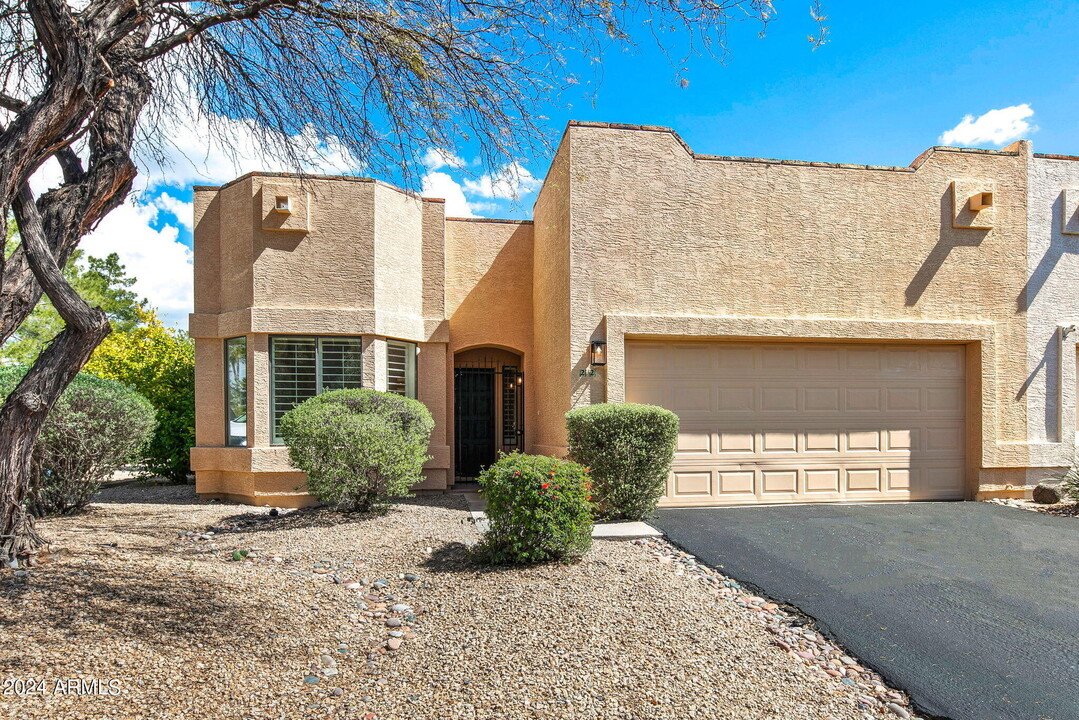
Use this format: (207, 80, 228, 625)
(625, 341, 966, 506)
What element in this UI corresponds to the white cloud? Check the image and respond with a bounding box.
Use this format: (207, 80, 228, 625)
(939, 104, 1036, 147)
(29, 156, 65, 195)
(135, 106, 363, 189)
(79, 198, 193, 328)
(150, 192, 193, 232)
(463, 162, 541, 200)
(421, 171, 475, 217)
(421, 148, 466, 171)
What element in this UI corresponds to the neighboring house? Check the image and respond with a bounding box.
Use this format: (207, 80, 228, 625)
(190, 121, 1079, 507)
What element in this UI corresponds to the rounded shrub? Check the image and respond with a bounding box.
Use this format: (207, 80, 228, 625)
(279, 389, 434, 513)
(0, 366, 157, 516)
(476, 452, 594, 565)
(565, 402, 679, 521)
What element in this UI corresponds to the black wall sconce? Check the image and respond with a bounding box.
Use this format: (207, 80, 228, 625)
(590, 340, 607, 367)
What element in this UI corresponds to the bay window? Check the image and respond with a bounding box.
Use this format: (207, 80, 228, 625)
(270, 336, 363, 442)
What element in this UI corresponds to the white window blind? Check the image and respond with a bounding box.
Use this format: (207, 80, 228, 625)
(386, 340, 417, 399)
(271, 336, 362, 442)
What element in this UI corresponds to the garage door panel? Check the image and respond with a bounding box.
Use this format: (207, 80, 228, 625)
(626, 340, 966, 506)
(717, 432, 754, 453)
(717, 471, 754, 495)
(672, 471, 713, 497)
(761, 470, 798, 494)
(675, 430, 713, 456)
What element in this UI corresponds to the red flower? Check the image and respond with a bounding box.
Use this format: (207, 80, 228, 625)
(542, 483, 549, 489)
(587, 495, 592, 501)
(514, 471, 521, 476)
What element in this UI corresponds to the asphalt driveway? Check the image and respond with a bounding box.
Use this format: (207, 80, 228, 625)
(653, 502, 1079, 720)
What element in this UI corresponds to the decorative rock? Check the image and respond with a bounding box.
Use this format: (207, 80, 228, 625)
(388, 631, 403, 638)
(885, 703, 911, 719)
(1032, 482, 1063, 504)
(386, 638, 403, 651)
(318, 654, 336, 669)
(391, 604, 411, 613)
(303, 675, 320, 685)
(385, 618, 402, 627)
(332, 688, 344, 697)
(322, 668, 339, 677)
(345, 582, 362, 591)
(404, 573, 418, 582)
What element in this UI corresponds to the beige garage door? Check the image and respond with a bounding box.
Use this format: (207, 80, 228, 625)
(625, 341, 966, 506)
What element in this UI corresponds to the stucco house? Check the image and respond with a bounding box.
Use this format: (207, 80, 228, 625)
(189, 121, 1079, 508)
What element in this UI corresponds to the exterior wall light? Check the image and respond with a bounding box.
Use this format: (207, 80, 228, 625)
(590, 340, 607, 367)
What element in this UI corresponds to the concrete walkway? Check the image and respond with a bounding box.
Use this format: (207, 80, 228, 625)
(461, 493, 662, 540)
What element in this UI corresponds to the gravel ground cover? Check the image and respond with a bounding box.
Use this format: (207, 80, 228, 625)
(2, 484, 916, 720)
(986, 496, 1079, 518)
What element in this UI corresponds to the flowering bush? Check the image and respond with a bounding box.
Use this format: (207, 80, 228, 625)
(475, 452, 594, 565)
(566, 402, 679, 521)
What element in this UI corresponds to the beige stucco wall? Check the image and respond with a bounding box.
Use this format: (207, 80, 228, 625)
(191, 174, 451, 505)
(531, 141, 574, 456)
(191, 124, 1079, 506)
(555, 122, 1079, 496)
(444, 218, 535, 471)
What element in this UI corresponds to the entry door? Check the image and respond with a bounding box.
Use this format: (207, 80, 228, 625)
(454, 368, 496, 477)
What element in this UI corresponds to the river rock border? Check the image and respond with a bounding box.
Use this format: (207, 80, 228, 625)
(634, 537, 919, 720)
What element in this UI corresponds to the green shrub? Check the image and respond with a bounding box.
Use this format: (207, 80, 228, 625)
(0, 366, 157, 516)
(476, 452, 594, 565)
(566, 402, 679, 521)
(83, 308, 195, 482)
(279, 389, 434, 512)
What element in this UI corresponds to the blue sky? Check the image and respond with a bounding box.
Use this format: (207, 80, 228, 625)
(36, 0, 1079, 326)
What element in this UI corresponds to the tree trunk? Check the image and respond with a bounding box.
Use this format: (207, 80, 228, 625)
(0, 183, 111, 562)
(0, 63, 147, 562)
(0, 323, 108, 560)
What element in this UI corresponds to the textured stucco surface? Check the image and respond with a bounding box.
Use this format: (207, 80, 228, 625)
(445, 219, 535, 469)
(191, 125, 1079, 505)
(1023, 154, 1079, 471)
(531, 141, 573, 456)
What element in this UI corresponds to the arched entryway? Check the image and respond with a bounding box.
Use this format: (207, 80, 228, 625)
(453, 347, 524, 480)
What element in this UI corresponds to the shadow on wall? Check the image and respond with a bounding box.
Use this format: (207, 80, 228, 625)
(905, 189, 989, 306)
(1015, 332, 1060, 443)
(1018, 192, 1079, 312)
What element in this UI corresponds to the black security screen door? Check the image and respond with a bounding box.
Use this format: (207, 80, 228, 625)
(454, 368, 496, 478)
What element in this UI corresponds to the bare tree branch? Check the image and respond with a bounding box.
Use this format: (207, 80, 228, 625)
(0, 0, 825, 559)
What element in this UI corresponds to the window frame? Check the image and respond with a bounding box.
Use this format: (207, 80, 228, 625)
(224, 336, 248, 447)
(269, 335, 364, 444)
(386, 339, 418, 399)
